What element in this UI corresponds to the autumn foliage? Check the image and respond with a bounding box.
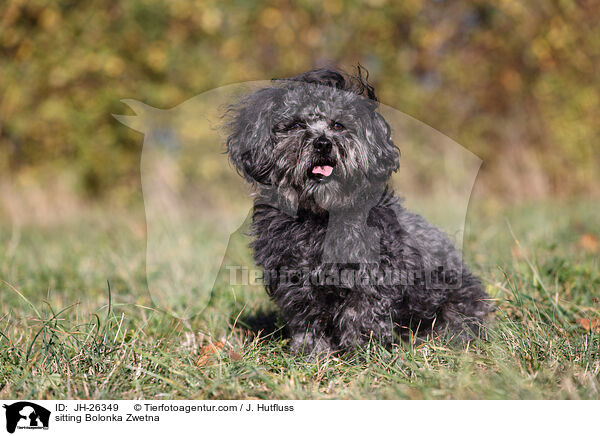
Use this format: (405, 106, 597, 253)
(1, 0, 598, 200)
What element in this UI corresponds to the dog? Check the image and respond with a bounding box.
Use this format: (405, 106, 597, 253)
(225, 68, 491, 354)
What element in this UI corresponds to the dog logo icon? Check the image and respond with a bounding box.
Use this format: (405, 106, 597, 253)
(2, 402, 50, 433)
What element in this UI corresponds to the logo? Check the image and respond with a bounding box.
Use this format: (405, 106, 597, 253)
(2, 402, 50, 434)
(113, 85, 482, 319)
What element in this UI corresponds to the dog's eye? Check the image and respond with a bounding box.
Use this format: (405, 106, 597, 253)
(332, 122, 344, 131)
(289, 122, 304, 130)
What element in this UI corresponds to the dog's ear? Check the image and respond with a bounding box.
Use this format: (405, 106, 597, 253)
(225, 87, 283, 185)
(365, 111, 400, 180)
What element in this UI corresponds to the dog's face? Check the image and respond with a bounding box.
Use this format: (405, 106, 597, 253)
(226, 69, 399, 213)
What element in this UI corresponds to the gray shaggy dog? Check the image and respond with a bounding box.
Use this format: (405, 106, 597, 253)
(226, 68, 491, 354)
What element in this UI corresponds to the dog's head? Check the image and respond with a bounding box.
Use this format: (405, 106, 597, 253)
(226, 68, 399, 213)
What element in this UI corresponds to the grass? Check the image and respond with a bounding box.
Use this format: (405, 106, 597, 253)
(0, 198, 599, 399)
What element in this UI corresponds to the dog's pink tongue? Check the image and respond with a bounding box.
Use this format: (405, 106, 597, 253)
(312, 165, 333, 177)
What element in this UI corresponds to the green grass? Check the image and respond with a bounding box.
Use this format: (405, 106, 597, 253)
(1, 199, 599, 399)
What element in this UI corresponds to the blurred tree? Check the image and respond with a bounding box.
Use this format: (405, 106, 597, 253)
(0, 0, 598, 200)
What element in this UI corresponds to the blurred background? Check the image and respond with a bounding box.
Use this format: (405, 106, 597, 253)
(1, 0, 599, 221)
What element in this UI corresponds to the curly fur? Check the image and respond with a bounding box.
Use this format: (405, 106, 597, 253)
(226, 68, 492, 354)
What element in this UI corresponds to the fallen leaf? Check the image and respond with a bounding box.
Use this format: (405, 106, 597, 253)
(577, 318, 600, 333)
(228, 350, 242, 361)
(578, 233, 599, 253)
(196, 341, 224, 366)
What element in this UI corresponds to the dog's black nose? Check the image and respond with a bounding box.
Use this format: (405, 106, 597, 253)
(314, 136, 332, 154)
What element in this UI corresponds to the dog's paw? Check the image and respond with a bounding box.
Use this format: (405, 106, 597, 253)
(289, 332, 334, 357)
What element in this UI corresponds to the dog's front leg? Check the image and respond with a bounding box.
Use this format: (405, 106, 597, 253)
(289, 327, 333, 356)
(321, 208, 381, 265)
